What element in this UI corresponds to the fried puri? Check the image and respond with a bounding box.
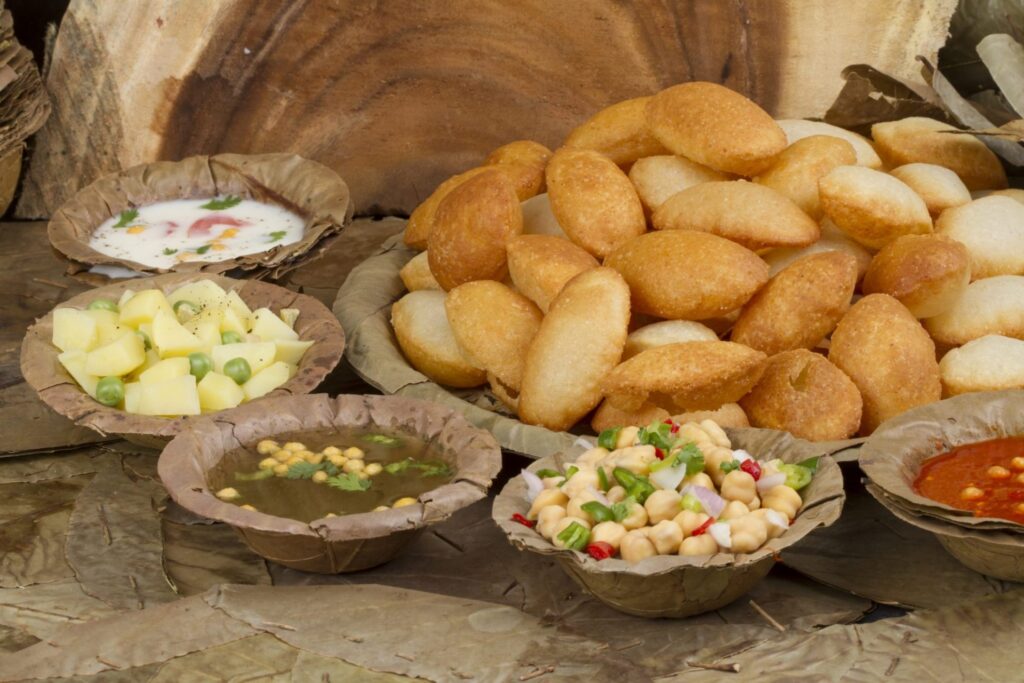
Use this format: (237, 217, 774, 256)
(628, 155, 728, 213)
(399, 251, 442, 292)
(519, 267, 631, 431)
(925, 275, 1024, 346)
(391, 290, 486, 388)
(828, 294, 941, 435)
(652, 180, 820, 250)
(591, 400, 670, 432)
(485, 140, 552, 200)
(404, 166, 490, 250)
(427, 169, 523, 290)
(603, 341, 767, 413)
(672, 403, 750, 429)
(889, 163, 971, 217)
(762, 218, 873, 283)
(818, 165, 933, 249)
(545, 147, 646, 258)
(862, 234, 971, 319)
(937, 196, 1024, 280)
(623, 320, 719, 359)
(520, 193, 567, 238)
(732, 251, 858, 356)
(754, 135, 857, 220)
(776, 119, 883, 168)
(506, 234, 599, 312)
(645, 82, 787, 176)
(871, 117, 1008, 191)
(740, 349, 862, 441)
(605, 231, 769, 320)
(939, 335, 1024, 396)
(563, 96, 669, 166)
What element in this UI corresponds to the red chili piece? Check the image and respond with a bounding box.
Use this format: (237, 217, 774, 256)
(663, 419, 680, 434)
(586, 541, 615, 560)
(740, 459, 762, 481)
(511, 513, 535, 528)
(655, 447, 666, 460)
(690, 518, 714, 536)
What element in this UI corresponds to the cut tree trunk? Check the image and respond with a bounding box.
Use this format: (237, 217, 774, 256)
(18, 0, 956, 218)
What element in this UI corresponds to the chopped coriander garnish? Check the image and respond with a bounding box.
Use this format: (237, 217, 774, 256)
(162, 247, 178, 255)
(285, 461, 321, 479)
(195, 245, 212, 255)
(200, 195, 243, 210)
(363, 434, 402, 447)
(268, 230, 287, 242)
(326, 473, 372, 491)
(112, 208, 139, 228)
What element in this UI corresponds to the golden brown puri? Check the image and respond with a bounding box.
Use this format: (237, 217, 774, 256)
(645, 82, 787, 176)
(623, 320, 719, 359)
(731, 251, 858, 356)
(652, 180, 820, 250)
(391, 290, 486, 388)
(762, 219, 873, 283)
(671, 403, 749, 429)
(484, 140, 552, 200)
(740, 349, 862, 442)
(403, 166, 491, 250)
(925, 275, 1024, 346)
(828, 294, 940, 435)
(862, 234, 971, 319)
(520, 193, 567, 238)
(605, 230, 769, 320)
(937, 196, 1024, 280)
(487, 371, 520, 412)
(506, 234, 599, 313)
(939, 335, 1024, 396)
(628, 154, 727, 213)
(519, 267, 631, 431)
(775, 119, 883, 168)
(544, 147, 646, 258)
(754, 135, 857, 220)
(399, 251, 441, 292)
(602, 341, 767, 413)
(889, 163, 971, 217)
(818, 165, 933, 249)
(563, 96, 668, 166)
(590, 399, 670, 433)
(427, 168, 523, 290)
(871, 117, 1008, 191)
(444, 280, 542, 391)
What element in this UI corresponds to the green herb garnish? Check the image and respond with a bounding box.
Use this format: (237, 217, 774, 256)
(650, 442, 705, 476)
(200, 195, 242, 210)
(195, 245, 212, 255)
(720, 460, 740, 474)
(163, 247, 177, 255)
(286, 461, 321, 479)
(637, 421, 674, 451)
(610, 496, 636, 523)
(113, 208, 139, 228)
(323, 462, 341, 477)
(363, 434, 402, 447)
(235, 469, 274, 481)
(327, 473, 372, 491)
(268, 230, 287, 242)
(597, 427, 621, 451)
(383, 458, 451, 478)
(556, 521, 590, 551)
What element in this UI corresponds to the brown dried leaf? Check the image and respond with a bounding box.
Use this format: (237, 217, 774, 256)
(824, 64, 949, 133)
(160, 518, 271, 597)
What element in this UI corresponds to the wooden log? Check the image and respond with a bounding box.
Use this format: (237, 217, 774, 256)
(18, 0, 956, 218)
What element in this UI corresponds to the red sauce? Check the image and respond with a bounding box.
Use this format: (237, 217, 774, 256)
(914, 437, 1024, 524)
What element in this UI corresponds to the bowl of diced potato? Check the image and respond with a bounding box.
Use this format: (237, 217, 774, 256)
(21, 273, 345, 448)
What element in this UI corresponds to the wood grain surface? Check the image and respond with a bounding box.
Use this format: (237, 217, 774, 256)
(18, 0, 955, 218)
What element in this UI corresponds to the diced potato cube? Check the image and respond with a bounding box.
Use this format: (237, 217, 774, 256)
(211, 342, 276, 374)
(189, 319, 221, 351)
(242, 361, 294, 400)
(280, 308, 299, 328)
(119, 289, 172, 326)
(220, 307, 248, 336)
(52, 309, 98, 352)
(226, 290, 252, 320)
(85, 332, 146, 377)
(85, 309, 131, 346)
(250, 308, 299, 341)
(124, 381, 142, 413)
(58, 350, 100, 396)
(139, 357, 190, 384)
(129, 348, 162, 380)
(117, 289, 136, 309)
(152, 309, 202, 357)
(197, 371, 245, 412)
(167, 280, 227, 313)
(136, 375, 200, 416)
(274, 339, 314, 365)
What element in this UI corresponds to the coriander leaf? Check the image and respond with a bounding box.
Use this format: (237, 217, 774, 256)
(162, 247, 178, 255)
(323, 462, 341, 476)
(675, 442, 706, 476)
(267, 230, 287, 242)
(113, 208, 139, 228)
(286, 461, 321, 479)
(418, 461, 452, 478)
(637, 421, 673, 451)
(384, 459, 412, 474)
(196, 245, 212, 255)
(327, 473, 371, 491)
(363, 434, 402, 447)
(720, 460, 740, 474)
(200, 195, 243, 210)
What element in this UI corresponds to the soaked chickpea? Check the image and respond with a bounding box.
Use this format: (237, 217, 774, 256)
(365, 463, 383, 476)
(616, 425, 640, 449)
(285, 455, 305, 467)
(1012, 457, 1024, 471)
(312, 471, 329, 483)
(273, 449, 292, 463)
(258, 457, 277, 470)
(606, 485, 627, 504)
(528, 488, 569, 519)
(575, 447, 609, 469)
(240, 504, 257, 512)
(393, 497, 418, 508)
(960, 486, 984, 501)
(343, 447, 365, 460)
(327, 453, 346, 468)
(988, 466, 1011, 480)
(537, 505, 568, 539)
(282, 441, 306, 452)
(215, 487, 240, 501)
(343, 459, 365, 474)
(357, 471, 370, 481)
(273, 463, 289, 477)
(256, 440, 279, 455)
(306, 452, 325, 465)
(322, 446, 343, 458)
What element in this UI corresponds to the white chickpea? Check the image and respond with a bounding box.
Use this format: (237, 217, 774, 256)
(273, 449, 292, 463)
(273, 463, 288, 477)
(566, 490, 602, 523)
(240, 504, 257, 512)
(620, 529, 657, 564)
(762, 485, 802, 520)
(575, 447, 609, 469)
(364, 463, 383, 476)
(343, 447, 365, 460)
(590, 521, 628, 550)
(720, 500, 751, 521)
(258, 457, 277, 470)
(528, 488, 569, 519)
(679, 534, 718, 556)
(285, 455, 304, 467)
(676, 423, 713, 448)
(698, 419, 731, 448)
(618, 499, 649, 530)
(542, 476, 563, 489)
(704, 446, 737, 487)
(603, 445, 657, 477)
(322, 446, 343, 458)
(606, 485, 627, 504)
(648, 520, 684, 555)
(327, 453, 346, 467)
(728, 513, 769, 553)
(747, 495, 761, 511)
(563, 468, 600, 499)
(215, 487, 240, 501)
(673, 510, 711, 536)
(256, 440, 279, 455)
(750, 508, 788, 539)
(761, 458, 784, 478)
(282, 441, 306, 452)
(312, 471, 328, 483)
(681, 471, 714, 492)
(343, 459, 365, 474)
(721, 470, 758, 505)
(393, 497, 418, 508)
(616, 425, 641, 449)
(537, 505, 567, 539)
(644, 489, 683, 524)
(551, 516, 591, 549)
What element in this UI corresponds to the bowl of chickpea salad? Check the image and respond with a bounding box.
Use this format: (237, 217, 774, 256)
(493, 417, 845, 617)
(159, 393, 501, 573)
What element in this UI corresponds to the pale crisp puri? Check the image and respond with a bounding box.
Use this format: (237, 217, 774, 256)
(427, 169, 523, 290)
(445, 281, 542, 391)
(605, 231, 769, 320)
(391, 291, 486, 388)
(828, 294, 941, 435)
(819, 165, 933, 249)
(399, 251, 441, 292)
(646, 82, 787, 176)
(889, 163, 970, 217)
(754, 135, 857, 220)
(545, 147, 646, 258)
(763, 219, 873, 282)
(506, 234, 599, 312)
(937, 196, 1024, 279)
(519, 267, 631, 431)
(403, 166, 490, 250)
(628, 155, 727, 213)
(602, 341, 767, 412)
(740, 349, 862, 442)
(670, 404, 749, 429)
(485, 140, 552, 200)
(589, 400, 749, 432)
(623, 320, 719, 359)
(861, 234, 971, 319)
(732, 251, 858, 356)
(871, 117, 1007, 191)
(925, 275, 1024, 346)
(564, 96, 668, 165)
(652, 180, 820, 250)
(939, 335, 1024, 396)
(520, 193, 567, 238)
(776, 119, 883, 168)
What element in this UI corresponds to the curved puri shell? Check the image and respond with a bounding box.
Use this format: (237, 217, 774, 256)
(48, 153, 353, 280)
(158, 393, 501, 574)
(21, 272, 345, 449)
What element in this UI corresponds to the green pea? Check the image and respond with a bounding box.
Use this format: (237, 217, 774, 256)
(173, 299, 200, 321)
(188, 352, 213, 381)
(221, 330, 244, 345)
(223, 357, 252, 384)
(135, 330, 152, 351)
(87, 298, 119, 313)
(95, 376, 125, 407)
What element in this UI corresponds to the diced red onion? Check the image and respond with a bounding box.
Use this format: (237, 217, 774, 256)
(587, 485, 610, 507)
(682, 484, 725, 518)
(708, 522, 732, 549)
(521, 469, 544, 502)
(732, 449, 754, 463)
(765, 509, 789, 531)
(756, 472, 787, 494)
(650, 463, 687, 492)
